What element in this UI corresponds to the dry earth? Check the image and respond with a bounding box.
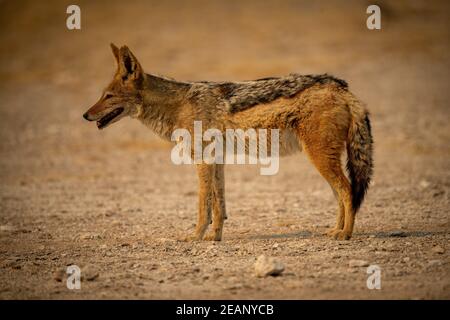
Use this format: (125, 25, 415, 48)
(0, 0, 449, 299)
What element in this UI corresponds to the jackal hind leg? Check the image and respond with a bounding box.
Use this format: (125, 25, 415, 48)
(183, 164, 214, 241)
(301, 141, 354, 240)
(204, 164, 226, 241)
(326, 188, 345, 236)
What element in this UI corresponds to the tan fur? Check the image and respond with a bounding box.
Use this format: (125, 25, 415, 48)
(83, 44, 373, 241)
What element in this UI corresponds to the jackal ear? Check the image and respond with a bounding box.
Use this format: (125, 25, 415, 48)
(118, 46, 143, 83)
(110, 43, 120, 64)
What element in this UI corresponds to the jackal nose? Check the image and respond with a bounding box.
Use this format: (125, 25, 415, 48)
(83, 112, 90, 121)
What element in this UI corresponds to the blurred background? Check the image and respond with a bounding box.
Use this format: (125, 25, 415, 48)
(0, 0, 448, 299)
(0, 0, 449, 164)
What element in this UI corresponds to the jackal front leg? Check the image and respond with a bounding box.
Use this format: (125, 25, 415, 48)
(204, 164, 226, 241)
(183, 164, 214, 241)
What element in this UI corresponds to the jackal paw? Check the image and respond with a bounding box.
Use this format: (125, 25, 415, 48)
(329, 229, 352, 240)
(180, 234, 203, 242)
(326, 228, 340, 236)
(203, 232, 222, 241)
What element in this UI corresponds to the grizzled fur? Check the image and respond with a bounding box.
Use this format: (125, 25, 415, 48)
(203, 74, 348, 113)
(83, 44, 374, 242)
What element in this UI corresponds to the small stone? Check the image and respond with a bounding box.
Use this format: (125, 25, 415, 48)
(427, 260, 442, 267)
(403, 257, 410, 263)
(349, 259, 370, 267)
(254, 255, 284, 277)
(53, 268, 65, 282)
(104, 211, 115, 217)
(111, 220, 122, 227)
(432, 190, 445, 197)
(431, 246, 445, 254)
(419, 180, 430, 188)
(80, 233, 102, 240)
(387, 231, 407, 238)
(394, 270, 407, 277)
(0, 225, 15, 232)
(127, 262, 140, 269)
(82, 265, 99, 281)
(225, 283, 243, 290)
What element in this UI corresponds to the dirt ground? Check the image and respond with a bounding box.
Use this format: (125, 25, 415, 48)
(0, 0, 449, 299)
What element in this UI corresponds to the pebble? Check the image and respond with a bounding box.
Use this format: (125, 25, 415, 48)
(53, 268, 66, 282)
(419, 180, 430, 188)
(431, 246, 445, 254)
(82, 265, 99, 281)
(80, 233, 102, 240)
(0, 225, 16, 232)
(225, 283, 243, 290)
(427, 260, 442, 267)
(387, 231, 407, 238)
(394, 270, 407, 277)
(349, 259, 370, 267)
(254, 255, 285, 277)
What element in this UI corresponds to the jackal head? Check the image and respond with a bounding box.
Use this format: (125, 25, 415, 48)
(83, 44, 144, 129)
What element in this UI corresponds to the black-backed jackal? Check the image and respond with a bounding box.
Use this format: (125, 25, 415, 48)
(83, 44, 373, 241)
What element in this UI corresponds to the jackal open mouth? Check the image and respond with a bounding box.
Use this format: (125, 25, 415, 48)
(97, 107, 124, 129)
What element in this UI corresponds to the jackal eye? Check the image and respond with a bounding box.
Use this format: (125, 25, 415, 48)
(103, 93, 114, 100)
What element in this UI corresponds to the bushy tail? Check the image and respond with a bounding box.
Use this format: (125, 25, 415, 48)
(346, 101, 374, 213)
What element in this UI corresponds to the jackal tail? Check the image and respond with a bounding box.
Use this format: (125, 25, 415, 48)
(346, 100, 374, 213)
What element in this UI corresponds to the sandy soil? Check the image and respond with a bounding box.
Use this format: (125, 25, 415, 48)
(0, 0, 449, 299)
